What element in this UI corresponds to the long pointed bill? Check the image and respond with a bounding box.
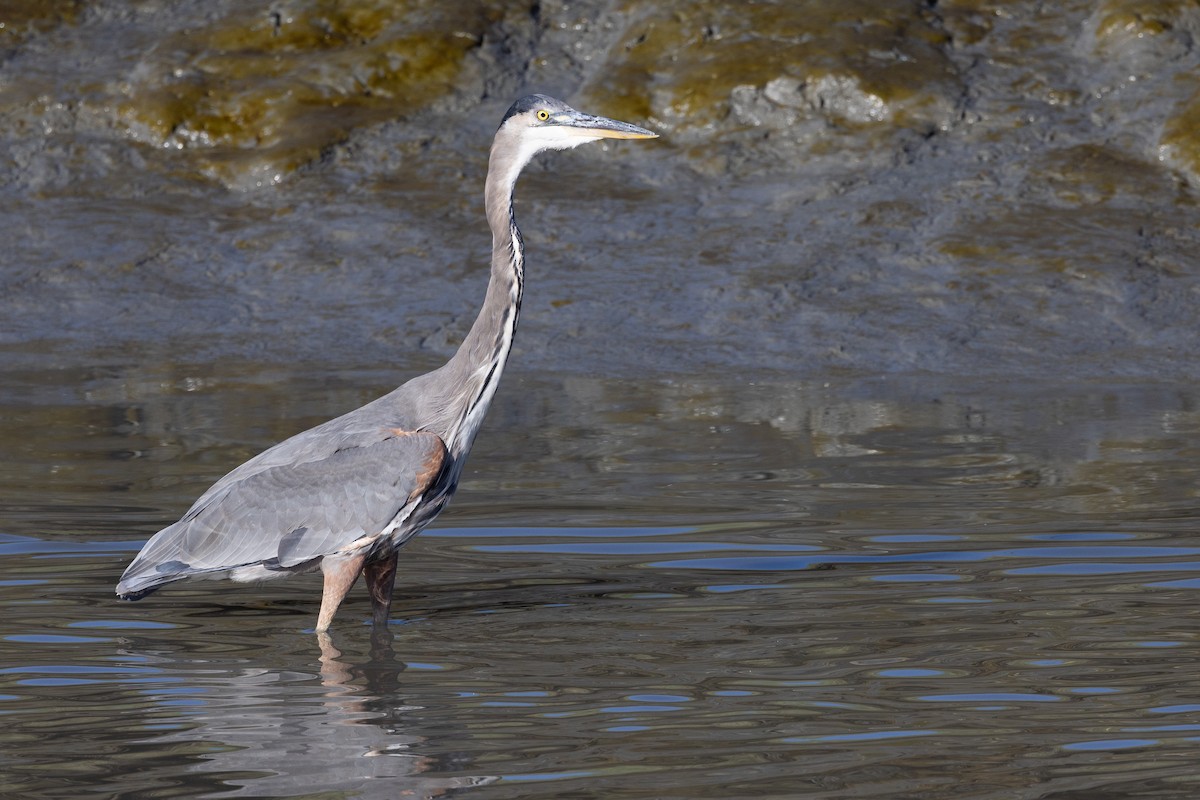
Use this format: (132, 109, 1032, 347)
(565, 113, 659, 140)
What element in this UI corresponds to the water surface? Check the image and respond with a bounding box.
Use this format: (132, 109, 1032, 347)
(2, 368, 1199, 798)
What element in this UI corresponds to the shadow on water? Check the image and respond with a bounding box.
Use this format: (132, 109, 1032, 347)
(2, 365, 1200, 798)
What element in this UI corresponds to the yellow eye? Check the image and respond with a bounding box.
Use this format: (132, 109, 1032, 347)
(536, 109, 550, 121)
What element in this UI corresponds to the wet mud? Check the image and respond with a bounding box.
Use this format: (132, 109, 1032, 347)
(1, 0, 1197, 379)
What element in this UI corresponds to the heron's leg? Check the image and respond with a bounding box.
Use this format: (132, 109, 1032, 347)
(316, 553, 367, 633)
(364, 552, 399, 628)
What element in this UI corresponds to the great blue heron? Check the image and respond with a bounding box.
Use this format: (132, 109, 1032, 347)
(116, 95, 657, 632)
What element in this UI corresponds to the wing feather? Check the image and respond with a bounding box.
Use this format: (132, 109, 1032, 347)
(117, 431, 447, 597)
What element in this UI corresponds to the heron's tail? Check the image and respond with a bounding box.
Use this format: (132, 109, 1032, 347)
(116, 559, 188, 600)
(116, 520, 199, 599)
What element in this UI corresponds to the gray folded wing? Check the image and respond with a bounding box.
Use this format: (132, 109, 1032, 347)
(117, 431, 447, 596)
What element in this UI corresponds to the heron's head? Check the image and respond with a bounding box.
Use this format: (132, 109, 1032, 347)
(493, 94, 657, 176)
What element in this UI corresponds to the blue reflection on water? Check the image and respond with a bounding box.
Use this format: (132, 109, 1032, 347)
(782, 730, 939, 744)
(1062, 739, 1158, 751)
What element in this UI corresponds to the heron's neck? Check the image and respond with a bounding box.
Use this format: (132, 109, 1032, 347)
(440, 145, 527, 456)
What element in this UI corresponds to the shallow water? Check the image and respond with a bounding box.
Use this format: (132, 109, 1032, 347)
(2, 367, 1199, 799)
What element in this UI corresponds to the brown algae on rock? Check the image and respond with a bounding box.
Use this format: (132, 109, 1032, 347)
(116, 1, 499, 188)
(585, 0, 962, 146)
(1159, 80, 1200, 181)
(0, 0, 82, 43)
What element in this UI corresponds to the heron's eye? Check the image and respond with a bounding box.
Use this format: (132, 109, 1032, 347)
(536, 109, 550, 121)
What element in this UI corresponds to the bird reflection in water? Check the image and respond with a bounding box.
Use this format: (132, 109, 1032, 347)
(129, 627, 496, 797)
